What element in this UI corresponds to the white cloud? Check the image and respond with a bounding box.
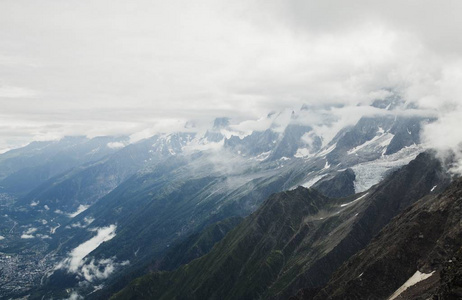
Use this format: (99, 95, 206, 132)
(21, 227, 37, 239)
(55, 224, 129, 283)
(58, 225, 117, 272)
(71, 217, 95, 228)
(37, 234, 52, 239)
(68, 205, 90, 218)
(0, 0, 460, 161)
(107, 142, 125, 149)
(21, 234, 35, 239)
(65, 292, 84, 300)
(25, 227, 37, 234)
(80, 258, 129, 282)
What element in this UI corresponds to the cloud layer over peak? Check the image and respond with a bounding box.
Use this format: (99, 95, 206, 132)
(0, 0, 461, 158)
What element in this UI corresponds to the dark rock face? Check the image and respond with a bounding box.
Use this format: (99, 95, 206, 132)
(150, 132, 196, 156)
(313, 168, 356, 198)
(201, 117, 231, 142)
(384, 117, 423, 155)
(268, 124, 321, 160)
(224, 129, 280, 157)
(326, 117, 390, 164)
(436, 246, 462, 299)
(204, 130, 225, 142)
(295, 178, 462, 300)
(223, 124, 321, 161)
(281, 152, 451, 299)
(213, 117, 230, 129)
(325, 115, 432, 165)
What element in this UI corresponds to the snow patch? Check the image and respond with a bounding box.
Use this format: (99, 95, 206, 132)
(431, 185, 437, 192)
(255, 151, 271, 161)
(347, 132, 394, 155)
(301, 175, 325, 189)
(316, 143, 336, 157)
(340, 193, 369, 207)
(388, 271, 435, 300)
(182, 138, 224, 152)
(352, 145, 422, 192)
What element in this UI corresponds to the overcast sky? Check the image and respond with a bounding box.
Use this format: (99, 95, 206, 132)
(1, 0, 462, 152)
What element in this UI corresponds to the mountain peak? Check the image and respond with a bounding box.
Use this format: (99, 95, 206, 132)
(212, 117, 230, 130)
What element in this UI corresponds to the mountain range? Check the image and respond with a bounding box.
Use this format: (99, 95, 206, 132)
(0, 100, 459, 299)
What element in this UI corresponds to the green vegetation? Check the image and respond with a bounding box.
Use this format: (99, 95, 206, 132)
(112, 187, 334, 300)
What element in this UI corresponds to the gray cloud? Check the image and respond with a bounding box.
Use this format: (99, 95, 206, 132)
(0, 0, 461, 156)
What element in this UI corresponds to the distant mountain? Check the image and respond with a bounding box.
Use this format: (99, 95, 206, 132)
(110, 152, 450, 300)
(14, 134, 194, 215)
(0, 136, 128, 195)
(325, 115, 425, 166)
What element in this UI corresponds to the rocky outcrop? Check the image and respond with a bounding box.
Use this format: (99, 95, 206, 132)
(295, 177, 462, 300)
(312, 168, 356, 198)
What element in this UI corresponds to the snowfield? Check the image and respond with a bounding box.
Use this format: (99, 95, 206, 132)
(352, 145, 422, 192)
